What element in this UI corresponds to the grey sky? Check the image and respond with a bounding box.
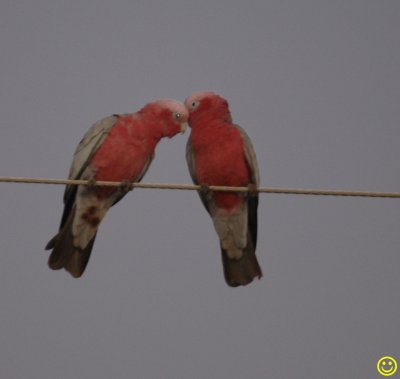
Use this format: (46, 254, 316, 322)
(0, 1, 399, 378)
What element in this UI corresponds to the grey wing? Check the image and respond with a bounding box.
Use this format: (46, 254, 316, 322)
(63, 115, 117, 204)
(233, 124, 260, 248)
(59, 115, 117, 228)
(186, 139, 211, 213)
(233, 124, 260, 186)
(186, 138, 198, 185)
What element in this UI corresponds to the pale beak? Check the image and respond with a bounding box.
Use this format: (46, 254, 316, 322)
(180, 122, 188, 133)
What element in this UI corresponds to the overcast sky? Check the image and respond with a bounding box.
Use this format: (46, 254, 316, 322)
(0, 1, 399, 378)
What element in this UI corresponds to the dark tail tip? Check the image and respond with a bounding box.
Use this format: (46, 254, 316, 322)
(46, 223, 96, 278)
(221, 233, 262, 287)
(222, 253, 262, 287)
(45, 235, 58, 250)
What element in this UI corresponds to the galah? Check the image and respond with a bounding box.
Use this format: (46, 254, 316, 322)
(46, 99, 188, 277)
(185, 92, 262, 287)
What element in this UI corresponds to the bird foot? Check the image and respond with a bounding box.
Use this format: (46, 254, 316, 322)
(118, 180, 133, 195)
(86, 178, 97, 190)
(247, 183, 258, 197)
(199, 183, 211, 195)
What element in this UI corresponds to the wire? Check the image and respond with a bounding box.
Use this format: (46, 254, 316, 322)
(0, 176, 399, 198)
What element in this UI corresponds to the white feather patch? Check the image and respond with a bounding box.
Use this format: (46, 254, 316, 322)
(211, 203, 248, 259)
(72, 184, 114, 249)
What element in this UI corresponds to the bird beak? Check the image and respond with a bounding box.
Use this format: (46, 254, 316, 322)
(180, 122, 188, 133)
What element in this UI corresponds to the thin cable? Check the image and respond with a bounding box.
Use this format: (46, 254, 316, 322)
(0, 176, 399, 198)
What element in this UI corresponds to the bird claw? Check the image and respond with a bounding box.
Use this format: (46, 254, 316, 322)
(199, 183, 210, 195)
(247, 183, 258, 197)
(119, 180, 133, 195)
(86, 178, 97, 190)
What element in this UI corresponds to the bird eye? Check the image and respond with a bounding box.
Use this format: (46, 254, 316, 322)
(174, 112, 182, 120)
(189, 101, 199, 110)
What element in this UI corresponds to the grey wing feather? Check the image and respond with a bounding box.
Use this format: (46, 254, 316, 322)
(233, 124, 260, 186)
(58, 115, 117, 229)
(233, 124, 259, 248)
(186, 139, 212, 213)
(186, 139, 198, 185)
(63, 115, 117, 204)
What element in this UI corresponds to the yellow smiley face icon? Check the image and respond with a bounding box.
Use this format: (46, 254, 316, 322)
(377, 356, 398, 377)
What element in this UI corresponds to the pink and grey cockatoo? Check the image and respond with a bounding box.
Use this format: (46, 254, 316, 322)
(46, 99, 188, 277)
(185, 92, 262, 287)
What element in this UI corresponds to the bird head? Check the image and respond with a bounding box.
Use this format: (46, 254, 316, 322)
(184, 92, 232, 125)
(142, 99, 189, 138)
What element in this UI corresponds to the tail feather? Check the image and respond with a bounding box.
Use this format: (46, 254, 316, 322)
(221, 230, 262, 287)
(46, 209, 96, 278)
(64, 238, 96, 278)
